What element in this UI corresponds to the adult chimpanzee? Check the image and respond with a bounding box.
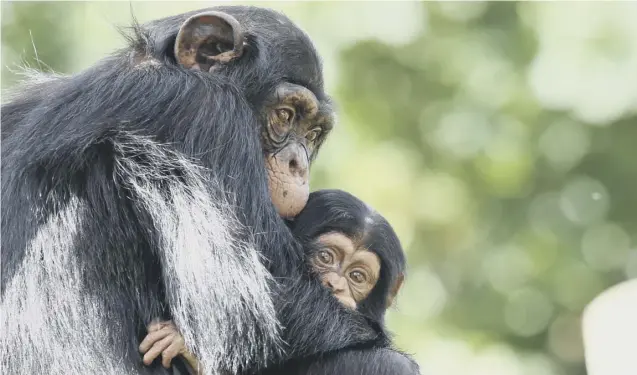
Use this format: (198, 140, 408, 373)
(1, 6, 400, 375)
(138, 189, 418, 375)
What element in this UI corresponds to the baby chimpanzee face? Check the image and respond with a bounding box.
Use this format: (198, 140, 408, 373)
(310, 232, 381, 310)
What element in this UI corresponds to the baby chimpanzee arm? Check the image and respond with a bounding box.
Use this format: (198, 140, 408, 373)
(139, 321, 203, 375)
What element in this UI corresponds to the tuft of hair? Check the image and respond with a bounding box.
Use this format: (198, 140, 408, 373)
(1, 66, 61, 101)
(112, 133, 283, 374)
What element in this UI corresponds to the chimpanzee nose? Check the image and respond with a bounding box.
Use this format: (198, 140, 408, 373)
(275, 142, 309, 180)
(287, 152, 308, 180)
(324, 274, 346, 292)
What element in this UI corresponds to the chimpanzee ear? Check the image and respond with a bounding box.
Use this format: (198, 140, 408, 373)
(174, 11, 245, 71)
(385, 273, 404, 308)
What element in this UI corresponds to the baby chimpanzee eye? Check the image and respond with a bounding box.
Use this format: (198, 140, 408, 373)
(349, 270, 366, 284)
(318, 250, 333, 265)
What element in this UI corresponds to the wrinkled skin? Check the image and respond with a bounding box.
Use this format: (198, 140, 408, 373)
(310, 232, 381, 310)
(260, 83, 333, 218)
(265, 146, 309, 218)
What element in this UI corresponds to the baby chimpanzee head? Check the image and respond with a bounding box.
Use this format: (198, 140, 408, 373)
(289, 189, 406, 321)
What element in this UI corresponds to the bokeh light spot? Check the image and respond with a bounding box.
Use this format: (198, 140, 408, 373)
(505, 287, 554, 337)
(559, 176, 610, 226)
(581, 223, 631, 271)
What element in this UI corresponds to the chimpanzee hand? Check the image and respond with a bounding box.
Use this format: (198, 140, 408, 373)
(139, 320, 201, 373)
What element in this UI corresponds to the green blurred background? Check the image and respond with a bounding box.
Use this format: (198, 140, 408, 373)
(3, 2, 637, 374)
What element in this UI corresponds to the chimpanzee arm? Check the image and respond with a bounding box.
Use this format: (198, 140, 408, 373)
(273, 273, 386, 358)
(1, 60, 282, 375)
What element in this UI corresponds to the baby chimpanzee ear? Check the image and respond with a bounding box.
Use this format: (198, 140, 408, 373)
(174, 11, 245, 71)
(386, 273, 404, 308)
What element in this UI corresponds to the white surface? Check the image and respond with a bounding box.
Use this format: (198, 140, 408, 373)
(583, 279, 637, 375)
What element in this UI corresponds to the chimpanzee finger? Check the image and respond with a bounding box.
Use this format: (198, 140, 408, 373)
(139, 328, 172, 353)
(161, 340, 184, 368)
(143, 335, 174, 366)
(147, 320, 172, 332)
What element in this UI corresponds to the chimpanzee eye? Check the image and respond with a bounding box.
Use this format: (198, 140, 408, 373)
(349, 270, 367, 284)
(269, 108, 295, 140)
(275, 108, 294, 124)
(306, 127, 322, 142)
(317, 250, 333, 265)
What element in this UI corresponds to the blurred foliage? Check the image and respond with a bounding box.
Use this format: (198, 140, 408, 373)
(3, 2, 637, 375)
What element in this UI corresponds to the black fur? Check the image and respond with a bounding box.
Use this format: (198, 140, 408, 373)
(263, 347, 420, 375)
(1, 6, 384, 375)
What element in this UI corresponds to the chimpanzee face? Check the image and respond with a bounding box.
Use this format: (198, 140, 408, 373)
(173, 9, 334, 217)
(289, 189, 407, 316)
(261, 83, 334, 217)
(310, 232, 381, 310)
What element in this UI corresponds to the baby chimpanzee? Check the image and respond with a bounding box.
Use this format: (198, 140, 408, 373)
(139, 190, 407, 373)
(289, 189, 406, 321)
